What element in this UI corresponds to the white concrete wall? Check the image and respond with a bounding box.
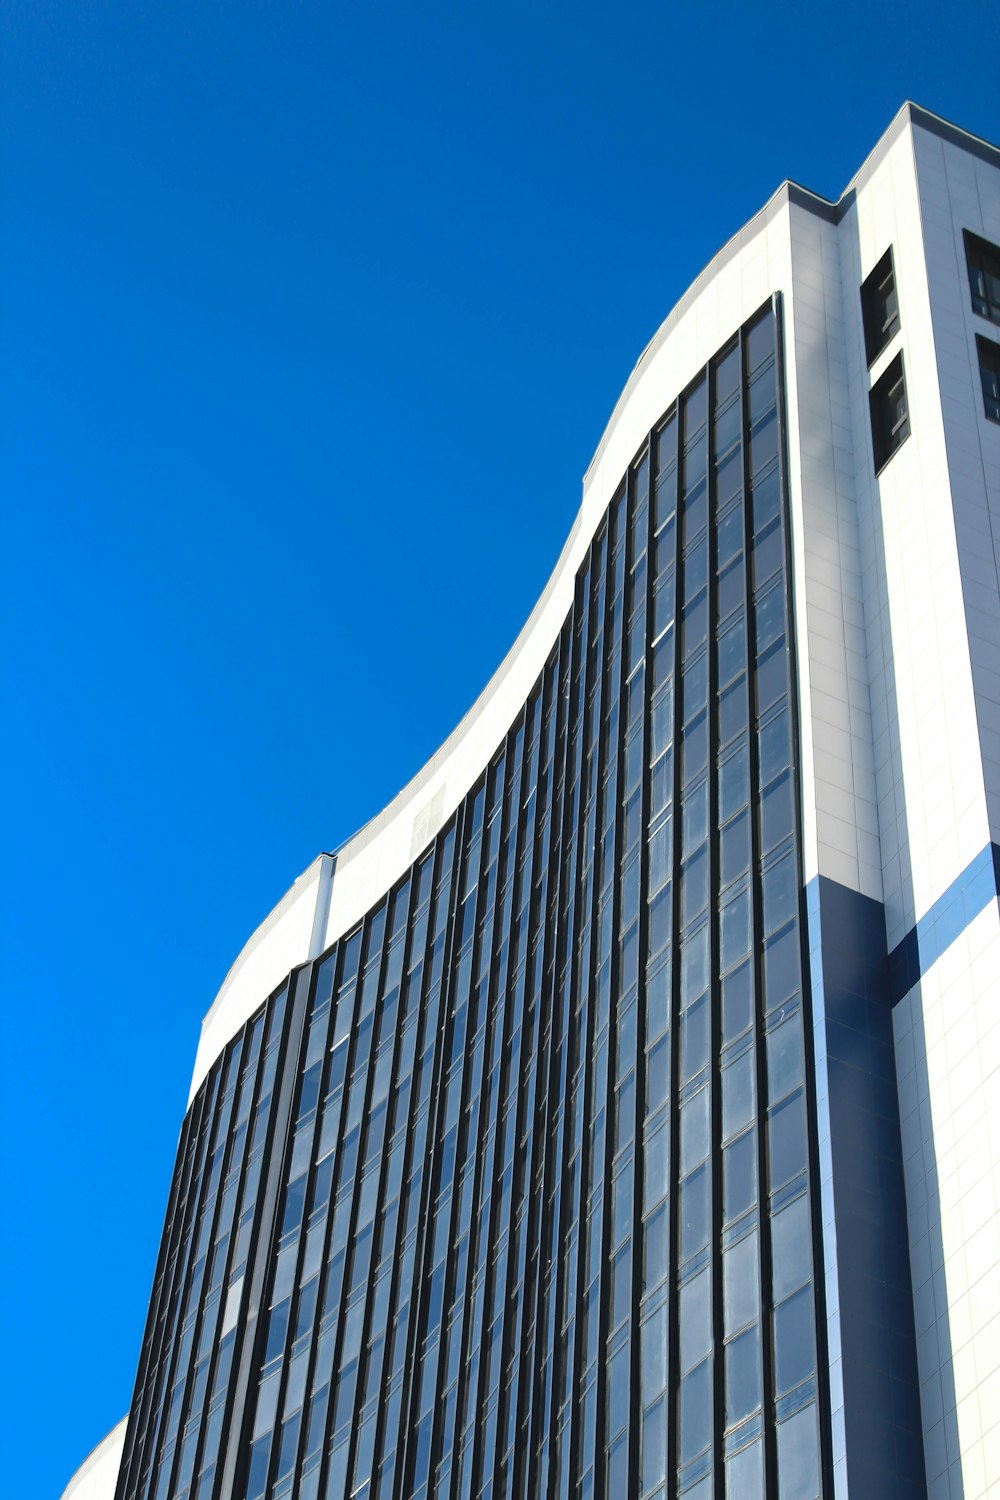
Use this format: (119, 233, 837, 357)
(893, 898, 1000, 1500)
(840, 123, 990, 950)
(59, 1418, 127, 1500)
(189, 853, 333, 1100)
(808, 111, 1000, 1500)
(912, 127, 1000, 849)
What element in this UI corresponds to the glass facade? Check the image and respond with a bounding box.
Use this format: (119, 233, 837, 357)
(116, 299, 831, 1500)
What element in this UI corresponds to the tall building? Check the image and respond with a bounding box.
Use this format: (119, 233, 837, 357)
(65, 103, 1000, 1500)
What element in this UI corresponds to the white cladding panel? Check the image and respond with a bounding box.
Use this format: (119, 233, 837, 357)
(60, 1419, 127, 1500)
(893, 898, 1000, 1500)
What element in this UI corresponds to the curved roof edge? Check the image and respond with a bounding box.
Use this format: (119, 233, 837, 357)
(188, 99, 998, 1102)
(60, 1418, 128, 1500)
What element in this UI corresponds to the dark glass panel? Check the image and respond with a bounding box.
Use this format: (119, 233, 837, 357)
(773, 1284, 816, 1394)
(768, 1088, 807, 1189)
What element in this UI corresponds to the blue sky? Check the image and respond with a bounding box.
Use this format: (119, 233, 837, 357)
(1, 2, 996, 1493)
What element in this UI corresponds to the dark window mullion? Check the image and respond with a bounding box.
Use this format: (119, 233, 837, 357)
(389, 800, 469, 1500)
(509, 647, 569, 1496)
(313, 900, 401, 1488)
(335, 879, 420, 1494)
(218, 974, 311, 1500)
(489, 679, 560, 1495)
(188, 1017, 275, 1495)
(465, 708, 539, 1494)
(628, 433, 656, 1500)
(533, 609, 591, 1490)
(418, 758, 505, 1496)
(563, 518, 615, 1494)
(593, 479, 635, 1500)
(132, 1068, 223, 1500)
(665, 401, 685, 1494)
(741, 315, 776, 1500)
(542, 553, 602, 1492)
(365, 833, 452, 1492)
(158, 1040, 247, 1500)
(707, 354, 726, 1500)
(430, 739, 521, 1493)
(265, 949, 363, 1500)
(117, 1087, 207, 1500)
(275, 946, 357, 1496)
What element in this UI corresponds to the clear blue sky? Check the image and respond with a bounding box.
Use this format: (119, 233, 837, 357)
(1, 3, 995, 1493)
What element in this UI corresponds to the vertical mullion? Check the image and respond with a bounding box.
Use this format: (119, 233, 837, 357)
(219, 974, 309, 1500)
(390, 800, 469, 1500)
(365, 835, 449, 1493)
(565, 517, 614, 1496)
(270, 949, 345, 1497)
(269, 944, 362, 1500)
(487, 688, 550, 1494)
(593, 477, 635, 1500)
(117, 1093, 202, 1500)
(124, 1093, 210, 1500)
(320, 907, 403, 1495)
(628, 434, 656, 1500)
(430, 740, 518, 1495)
(544, 555, 600, 1495)
(187, 1020, 271, 1496)
(133, 1072, 221, 1500)
(741, 317, 775, 1500)
(272, 944, 354, 1499)
(445, 747, 523, 1500)
(157, 1045, 245, 1500)
(336, 878, 418, 1492)
(665, 398, 685, 1495)
(510, 646, 568, 1496)
(464, 712, 535, 1494)
(707, 357, 725, 1500)
(533, 613, 587, 1491)
(404, 771, 494, 1499)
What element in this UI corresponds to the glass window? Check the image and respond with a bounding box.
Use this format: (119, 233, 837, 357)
(860, 246, 900, 363)
(869, 351, 910, 471)
(680, 995, 709, 1084)
(977, 334, 1000, 423)
(723, 1231, 759, 1335)
(725, 1324, 761, 1427)
(680, 1086, 710, 1174)
(768, 1087, 807, 1189)
(777, 1404, 820, 1499)
(723, 1130, 756, 1221)
(722, 1051, 754, 1142)
(965, 229, 1000, 324)
(679, 1357, 712, 1462)
(642, 1302, 669, 1396)
(771, 1193, 812, 1303)
(722, 961, 752, 1042)
(766, 1010, 804, 1104)
(720, 811, 749, 888)
(679, 1268, 712, 1373)
(680, 1163, 710, 1262)
(725, 1437, 763, 1499)
(774, 1283, 816, 1394)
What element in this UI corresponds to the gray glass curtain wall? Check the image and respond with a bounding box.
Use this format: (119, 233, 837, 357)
(116, 299, 832, 1500)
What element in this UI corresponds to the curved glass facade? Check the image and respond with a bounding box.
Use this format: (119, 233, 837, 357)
(115, 300, 832, 1500)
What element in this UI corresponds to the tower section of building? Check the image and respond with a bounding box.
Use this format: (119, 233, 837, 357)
(61, 104, 1000, 1500)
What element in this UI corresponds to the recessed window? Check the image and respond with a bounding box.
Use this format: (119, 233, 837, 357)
(964, 230, 1000, 325)
(860, 247, 900, 365)
(978, 336, 1000, 424)
(869, 352, 910, 473)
